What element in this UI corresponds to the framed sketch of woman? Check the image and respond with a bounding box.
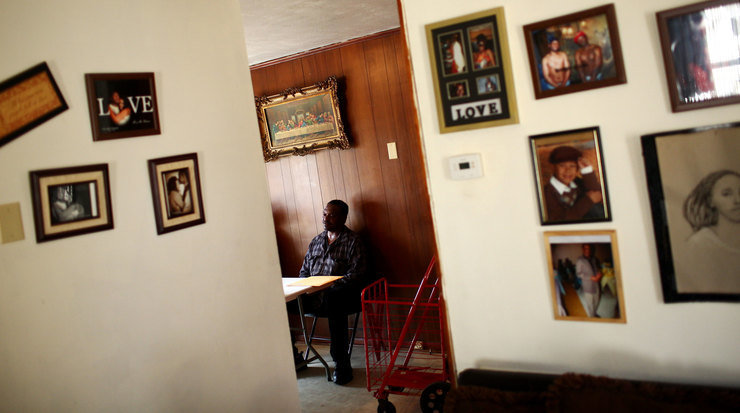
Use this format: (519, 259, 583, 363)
(642, 122, 740, 302)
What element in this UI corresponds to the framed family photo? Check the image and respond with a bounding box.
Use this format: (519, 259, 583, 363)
(641, 122, 740, 303)
(426, 7, 519, 133)
(84, 72, 161, 141)
(148, 153, 205, 235)
(255, 76, 349, 162)
(0, 62, 68, 148)
(529, 126, 611, 225)
(656, 0, 740, 112)
(544, 230, 625, 323)
(523, 4, 626, 99)
(29, 163, 113, 243)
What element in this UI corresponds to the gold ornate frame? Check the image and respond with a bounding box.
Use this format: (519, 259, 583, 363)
(255, 76, 349, 162)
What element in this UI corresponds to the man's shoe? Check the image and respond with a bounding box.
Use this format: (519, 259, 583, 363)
(333, 366, 353, 385)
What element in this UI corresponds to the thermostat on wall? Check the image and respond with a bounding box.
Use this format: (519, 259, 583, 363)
(448, 153, 483, 180)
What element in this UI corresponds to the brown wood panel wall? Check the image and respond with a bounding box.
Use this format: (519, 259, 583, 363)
(251, 30, 437, 286)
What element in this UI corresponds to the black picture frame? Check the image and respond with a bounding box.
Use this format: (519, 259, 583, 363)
(425, 7, 519, 133)
(529, 126, 611, 225)
(29, 163, 113, 243)
(641, 122, 740, 302)
(0, 62, 68, 148)
(84, 72, 161, 141)
(656, 0, 740, 112)
(147, 153, 205, 235)
(523, 4, 627, 99)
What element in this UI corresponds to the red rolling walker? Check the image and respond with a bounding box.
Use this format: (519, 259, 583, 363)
(361, 256, 450, 413)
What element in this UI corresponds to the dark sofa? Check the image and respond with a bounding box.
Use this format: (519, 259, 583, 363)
(442, 369, 740, 412)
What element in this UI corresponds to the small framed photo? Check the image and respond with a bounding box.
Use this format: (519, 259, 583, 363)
(84, 72, 161, 141)
(656, 0, 740, 112)
(0, 62, 68, 148)
(426, 7, 519, 133)
(544, 230, 626, 323)
(255, 76, 349, 162)
(641, 122, 740, 302)
(529, 126, 611, 225)
(523, 4, 626, 99)
(29, 164, 113, 243)
(147, 153, 206, 235)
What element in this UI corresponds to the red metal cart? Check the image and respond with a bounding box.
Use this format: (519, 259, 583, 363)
(362, 256, 450, 413)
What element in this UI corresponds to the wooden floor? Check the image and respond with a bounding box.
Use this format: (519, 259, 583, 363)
(296, 342, 423, 413)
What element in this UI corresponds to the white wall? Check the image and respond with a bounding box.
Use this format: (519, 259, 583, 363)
(0, 1, 299, 411)
(401, 0, 740, 386)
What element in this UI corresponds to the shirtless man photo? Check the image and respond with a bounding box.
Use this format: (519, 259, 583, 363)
(573, 31, 603, 82)
(541, 35, 571, 89)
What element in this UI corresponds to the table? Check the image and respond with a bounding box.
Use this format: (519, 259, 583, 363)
(283, 276, 342, 381)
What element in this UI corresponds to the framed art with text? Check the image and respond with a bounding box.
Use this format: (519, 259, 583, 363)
(426, 7, 519, 133)
(523, 4, 626, 100)
(656, 0, 740, 112)
(641, 122, 740, 302)
(544, 230, 625, 323)
(84, 72, 161, 141)
(0, 62, 68, 148)
(255, 76, 349, 162)
(29, 163, 113, 243)
(148, 153, 205, 235)
(529, 126, 611, 225)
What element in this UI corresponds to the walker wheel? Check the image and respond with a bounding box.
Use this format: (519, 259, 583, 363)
(377, 398, 396, 413)
(420, 381, 450, 413)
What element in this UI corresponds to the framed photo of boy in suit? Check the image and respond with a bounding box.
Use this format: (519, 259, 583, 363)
(530, 126, 611, 225)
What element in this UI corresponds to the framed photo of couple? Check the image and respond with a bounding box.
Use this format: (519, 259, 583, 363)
(529, 126, 611, 226)
(522, 4, 627, 99)
(425, 7, 519, 133)
(147, 153, 205, 235)
(641, 122, 740, 303)
(544, 230, 626, 323)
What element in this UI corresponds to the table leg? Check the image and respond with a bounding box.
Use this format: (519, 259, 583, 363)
(297, 295, 332, 381)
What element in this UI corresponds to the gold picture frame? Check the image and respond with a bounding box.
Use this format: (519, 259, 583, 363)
(544, 230, 626, 323)
(255, 76, 349, 162)
(426, 7, 519, 133)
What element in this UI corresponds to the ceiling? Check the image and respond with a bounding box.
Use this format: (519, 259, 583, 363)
(239, 0, 400, 66)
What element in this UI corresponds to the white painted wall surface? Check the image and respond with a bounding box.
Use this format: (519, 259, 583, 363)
(0, 0, 299, 411)
(401, 0, 740, 386)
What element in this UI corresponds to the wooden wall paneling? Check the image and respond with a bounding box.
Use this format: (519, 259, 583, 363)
(363, 37, 417, 283)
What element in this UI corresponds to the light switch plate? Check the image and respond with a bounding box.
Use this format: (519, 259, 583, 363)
(0, 202, 25, 244)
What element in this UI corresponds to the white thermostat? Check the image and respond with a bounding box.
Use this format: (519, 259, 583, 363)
(448, 153, 483, 180)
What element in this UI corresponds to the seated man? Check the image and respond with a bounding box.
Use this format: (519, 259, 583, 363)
(291, 199, 368, 385)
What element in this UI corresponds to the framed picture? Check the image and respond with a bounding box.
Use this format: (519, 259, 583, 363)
(84, 72, 161, 141)
(426, 7, 519, 133)
(544, 230, 626, 323)
(529, 126, 611, 225)
(0, 62, 68, 148)
(29, 163, 113, 243)
(523, 4, 626, 99)
(656, 0, 740, 112)
(255, 76, 349, 162)
(641, 122, 740, 302)
(147, 153, 205, 235)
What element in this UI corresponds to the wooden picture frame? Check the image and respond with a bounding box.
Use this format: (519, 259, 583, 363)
(523, 4, 626, 99)
(84, 72, 161, 141)
(544, 230, 626, 323)
(29, 163, 113, 243)
(255, 76, 349, 162)
(0, 62, 68, 148)
(426, 7, 519, 133)
(656, 0, 740, 112)
(529, 126, 611, 225)
(641, 122, 740, 302)
(147, 153, 205, 235)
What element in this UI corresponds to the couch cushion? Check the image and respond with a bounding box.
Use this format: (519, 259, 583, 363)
(546, 373, 740, 413)
(443, 385, 547, 413)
